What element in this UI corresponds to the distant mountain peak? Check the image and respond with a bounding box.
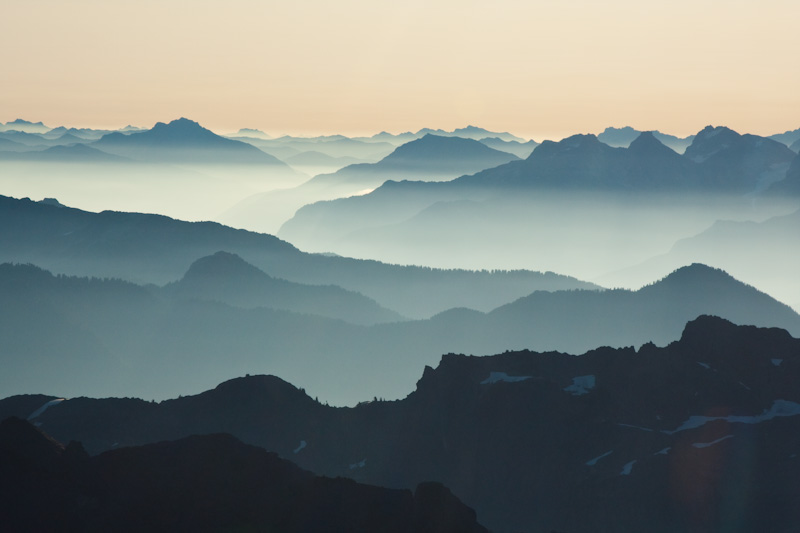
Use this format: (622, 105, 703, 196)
(561, 133, 600, 147)
(695, 125, 737, 139)
(7, 119, 46, 127)
(37, 198, 65, 208)
(386, 134, 517, 161)
(601, 126, 638, 134)
(535, 133, 602, 155)
(182, 251, 266, 282)
(152, 117, 204, 132)
(646, 263, 741, 291)
(627, 131, 672, 154)
(210, 374, 314, 403)
(684, 125, 741, 163)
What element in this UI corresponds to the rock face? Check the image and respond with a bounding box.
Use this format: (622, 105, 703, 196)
(0, 417, 488, 533)
(6, 316, 800, 532)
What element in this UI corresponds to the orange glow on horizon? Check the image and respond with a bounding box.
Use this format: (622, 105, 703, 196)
(1, 0, 798, 140)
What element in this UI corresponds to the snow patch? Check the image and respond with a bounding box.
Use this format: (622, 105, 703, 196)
(27, 398, 66, 420)
(655, 447, 671, 456)
(663, 400, 800, 434)
(693, 435, 734, 448)
(586, 450, 613, 466)
(481, 371, 532, 385)
(620, 460, 637, 476)
(772, 359, 783, 367)
(617, 423, 654, 432)
(349, 459, 366, 470)
(293, 440, 307, 454)
(564, 375, 595, 396)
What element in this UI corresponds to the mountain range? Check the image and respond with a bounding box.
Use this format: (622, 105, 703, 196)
(2, 115, 800, 532)
(276, 127, 800, 281)
(1, 258, 797, 406)
(223, 134, 520, 233)
(5, 316, 798, 532)
(0, 194, 594, 318)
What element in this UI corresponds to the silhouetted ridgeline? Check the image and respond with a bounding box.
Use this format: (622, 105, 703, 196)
(164, 251, 406, 325)
(5, 316, 799, 533)
(0, 193, 597, 318)
(0, 417, 487, 533)
(222, 133, 519, 233)
(276, 127, 799, 278)
(92, 117, 291, 166)
(1, 260, 798, 405)
(597, 207, 800, 312)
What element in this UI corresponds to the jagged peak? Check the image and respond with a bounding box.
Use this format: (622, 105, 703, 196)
(694, 125, 739, 140)
(627, 131, 674, 154)
(151, 117, 207, 132)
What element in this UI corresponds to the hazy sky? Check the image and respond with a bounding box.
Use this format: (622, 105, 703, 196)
(1, 0, 798, 140)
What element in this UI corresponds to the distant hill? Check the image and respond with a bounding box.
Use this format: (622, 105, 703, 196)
(0, 129, 110, 148)
(232, 127, 273, 139)
(44, 126, 94, 140)
(596, 208, 800, 313)
(234, 134, 395, 162)
(421, 125, 527, 143)
(0, 143, 129, 163)
(473, 263, 800, 352)
(769, 127, 800, 148)
(166, 251, 406, 325)
(92, 118, 291, 166)
(9, 316, 800, 533)
(0, 417, 487, 533)
(0, 130, 51, 147)
(0, 137, 29, 151)
(361, 126, 528, 145)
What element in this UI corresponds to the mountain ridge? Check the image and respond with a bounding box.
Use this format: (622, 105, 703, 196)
(6, 315, 799, 533)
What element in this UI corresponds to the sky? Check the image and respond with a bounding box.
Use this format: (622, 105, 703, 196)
(1, 0, 798, 140)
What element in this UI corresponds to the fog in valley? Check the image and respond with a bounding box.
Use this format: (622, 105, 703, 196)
(2, 118, 800, 408)
(278, 190, 797, 281)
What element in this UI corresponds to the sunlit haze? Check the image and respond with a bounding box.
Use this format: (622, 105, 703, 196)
(2, 0, 799, 139)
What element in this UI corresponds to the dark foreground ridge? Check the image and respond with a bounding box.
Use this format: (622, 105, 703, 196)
(0, 416, 487, 533)
(4, 316, 800, 532)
